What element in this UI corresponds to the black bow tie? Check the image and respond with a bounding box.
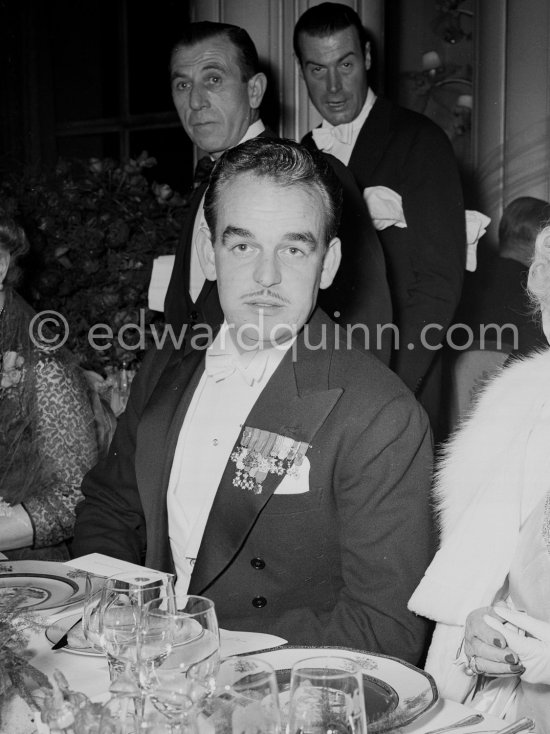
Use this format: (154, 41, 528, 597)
(193, 156, 215, 187)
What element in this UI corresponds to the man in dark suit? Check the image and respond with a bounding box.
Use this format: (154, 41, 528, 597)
(74, 139, 434, 663)
(294, 3, 466, 419)
(163, 21, 393, 364)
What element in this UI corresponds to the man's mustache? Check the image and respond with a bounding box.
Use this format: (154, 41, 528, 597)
(242, 289, 291, 305)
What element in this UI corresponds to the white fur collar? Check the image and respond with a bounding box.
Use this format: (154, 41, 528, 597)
(409, 348, 550, 624)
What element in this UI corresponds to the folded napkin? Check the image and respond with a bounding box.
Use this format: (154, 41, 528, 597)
(148, 254, 175, 312)
(363, 185, 407, 230)
(220, 629, 287, 657)
(465, 210, 491, 272)
(65, 552, 155, 578)
(363, 186, 491, 273)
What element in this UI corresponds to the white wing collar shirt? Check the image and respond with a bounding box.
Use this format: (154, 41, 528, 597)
(189, 119, 266, 301)
(167, 321, 294, 600)
(311, 88, 376, 166)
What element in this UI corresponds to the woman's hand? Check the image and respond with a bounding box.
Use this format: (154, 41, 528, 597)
(484, 609, 550, 684)
(464, 606, 525, 677)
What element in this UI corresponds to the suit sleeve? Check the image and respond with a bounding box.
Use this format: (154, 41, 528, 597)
(391, 123, 465, 392)
(72, 348, 169, 563)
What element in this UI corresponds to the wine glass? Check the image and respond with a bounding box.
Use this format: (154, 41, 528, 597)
(81, 573, 104, 653)
(286, 655, 367, 734)
(97, 571, 176, 685)
(196, 656, 282, 734)
(143, 595, 219, 723)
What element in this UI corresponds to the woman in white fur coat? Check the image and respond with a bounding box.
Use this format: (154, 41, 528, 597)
(409, 223, 550, 731)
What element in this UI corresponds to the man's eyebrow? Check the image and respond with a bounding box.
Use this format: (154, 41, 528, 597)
(171, 61, 227, 81)
(306, 50, 355, 67)
(222, 226, 255, 244)
(285, 231, 318, 250)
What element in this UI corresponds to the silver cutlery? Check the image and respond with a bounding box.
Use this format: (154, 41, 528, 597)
(495, 717, 535, 734)
(423, 713, 485, 734)
(50, 615, 83, 650)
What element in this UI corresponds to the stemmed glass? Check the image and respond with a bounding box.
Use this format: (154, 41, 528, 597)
(81, 573, 104, 653)
(286, 655, 367, 734)
(196, 656, 282, 734)
(97, 571, 176, 686)
(142, 595, 220, 725)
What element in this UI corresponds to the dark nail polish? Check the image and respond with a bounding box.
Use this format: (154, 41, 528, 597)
(510, 663, 524, 673)
(493, 638, 504, 648)
(505, 653, 517, 663)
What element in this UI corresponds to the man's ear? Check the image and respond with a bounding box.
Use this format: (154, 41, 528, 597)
(196, 226, 217, 281)
(364, 41, 372, 72)
(247, 72, 267, 110)
(320, 237, 342, 290)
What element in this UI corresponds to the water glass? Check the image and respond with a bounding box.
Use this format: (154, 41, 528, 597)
(196, 656, 282, 734)
(98, 570, 176, 683)
(287, 655, 367, 734)
(143, 596, 219, 722)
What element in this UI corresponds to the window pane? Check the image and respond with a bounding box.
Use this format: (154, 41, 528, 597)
(50, 0, 120, 122)
(57, 132, 120, 161)
(128, 1, 190, 115)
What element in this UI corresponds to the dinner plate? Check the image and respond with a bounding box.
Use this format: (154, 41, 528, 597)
(243, 646, 438, 733)
(0, 561, 87, 611)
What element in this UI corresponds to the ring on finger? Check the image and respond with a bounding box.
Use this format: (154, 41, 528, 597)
(466, 654, 482, 676)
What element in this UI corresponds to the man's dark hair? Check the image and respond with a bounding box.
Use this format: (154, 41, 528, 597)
(499, 196, 550, 264)
(293, 2, 369, 64)
(171, 21, 260, 81)
(204, 138, 343, 244)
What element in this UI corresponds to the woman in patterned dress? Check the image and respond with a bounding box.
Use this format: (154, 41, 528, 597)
(0, 217, 99, 560)
(409, 223, 550, 732)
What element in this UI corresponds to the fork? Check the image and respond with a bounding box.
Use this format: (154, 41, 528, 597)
(423, 713, 485, 734)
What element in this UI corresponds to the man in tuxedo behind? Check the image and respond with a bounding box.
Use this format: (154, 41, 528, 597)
(295, 3, 466, 423)
(163, 21, 270, 335)
(163, 20, 393, 364)
(74, 139, 434, 663)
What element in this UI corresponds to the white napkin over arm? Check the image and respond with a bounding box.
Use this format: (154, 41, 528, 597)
(363, 186, 407, 230)
(148, 254, 175, 312)
(465, 210, 491, 272)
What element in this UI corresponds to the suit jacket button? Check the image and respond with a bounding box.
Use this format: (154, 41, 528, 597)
(250, 557, 265, 570)
(252, 596, 267, 608)
(190, 310, 199, 323)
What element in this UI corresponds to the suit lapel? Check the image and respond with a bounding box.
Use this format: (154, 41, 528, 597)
(136, 346, 205, 547)
(348, 97, 394, 185)
(189, 311, 343, 594)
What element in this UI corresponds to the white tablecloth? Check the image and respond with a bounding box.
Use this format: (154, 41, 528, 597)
(24, 554, 509, 734)
(28, 618, 508, 734)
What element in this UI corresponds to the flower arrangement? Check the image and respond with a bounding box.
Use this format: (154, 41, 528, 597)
(0, 588, 50, 729)
(0, 152, 190, 374)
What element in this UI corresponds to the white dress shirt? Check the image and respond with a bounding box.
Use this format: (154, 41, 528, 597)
(312, 88, 376, 166)
(167, 321, 293, 599)
(189, 119, 266, 301)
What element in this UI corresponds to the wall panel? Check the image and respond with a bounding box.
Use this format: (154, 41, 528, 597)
(474, 0, 550, 248)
